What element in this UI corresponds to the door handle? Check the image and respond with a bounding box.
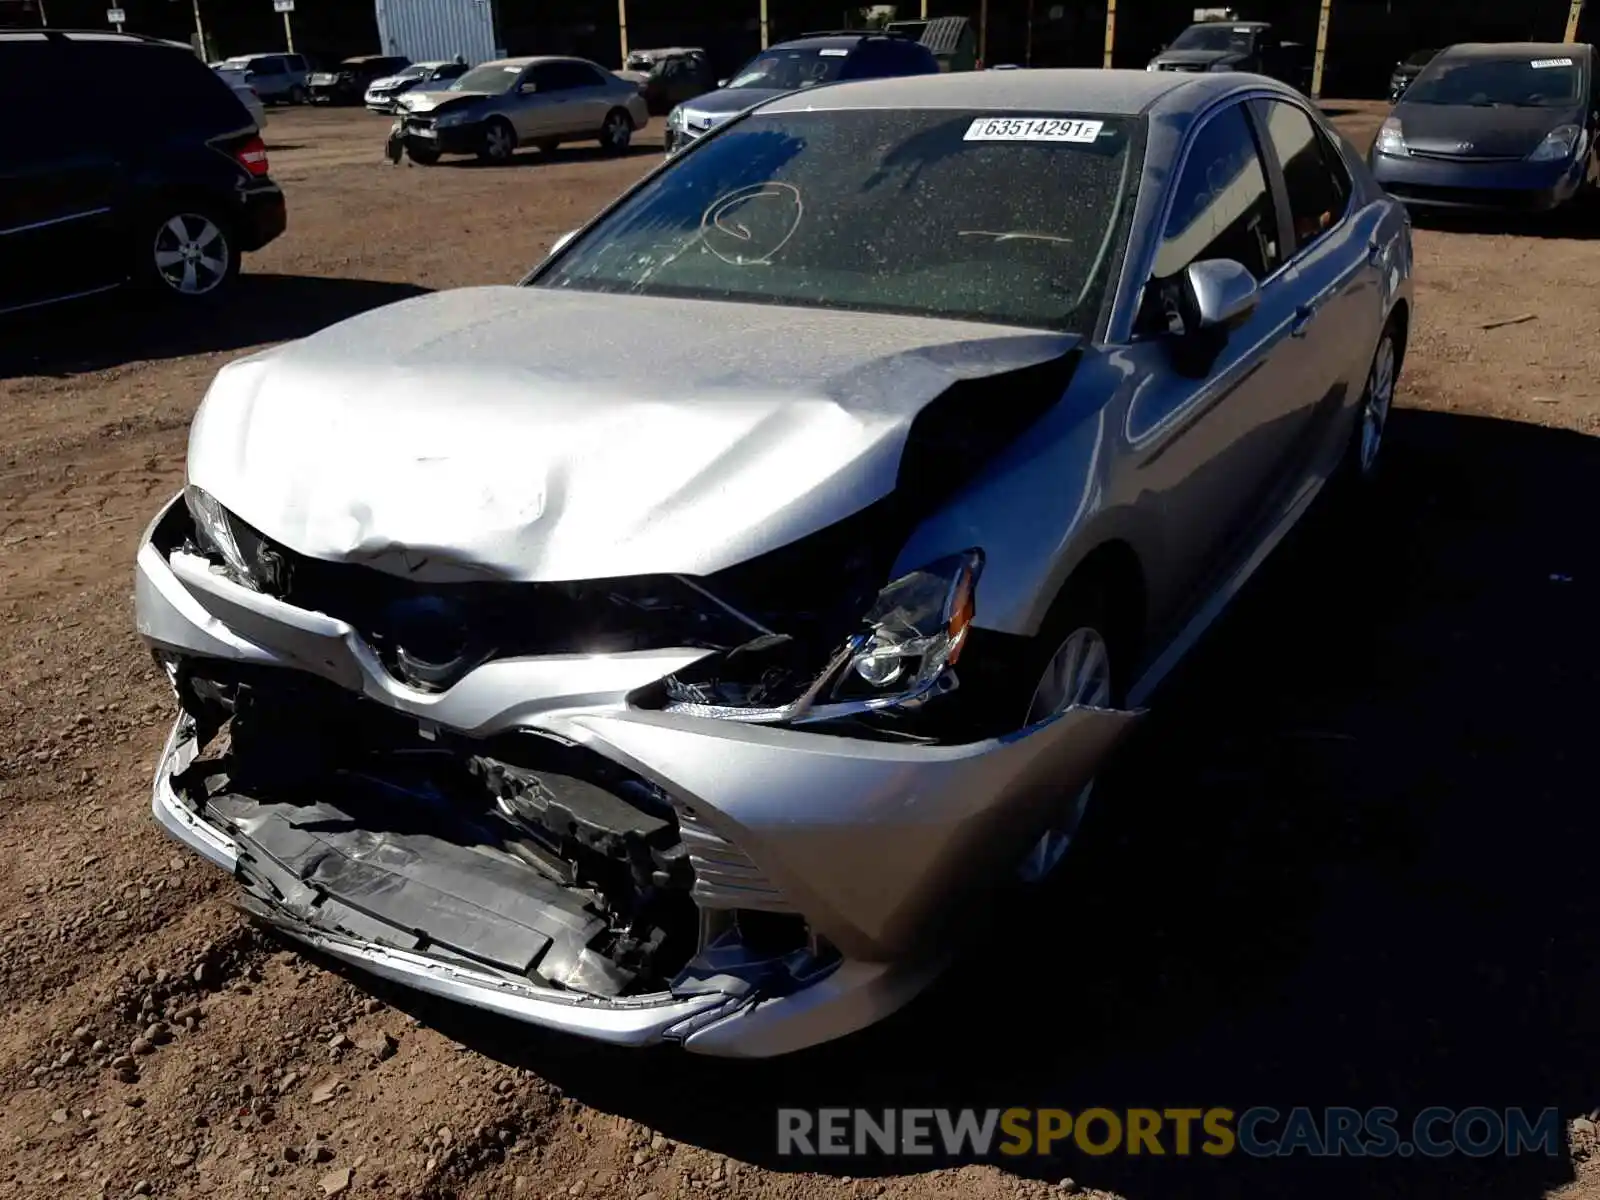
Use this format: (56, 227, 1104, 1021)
(1290, 303, 1317, 338)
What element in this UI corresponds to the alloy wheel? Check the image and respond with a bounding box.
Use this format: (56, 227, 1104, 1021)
(603, 112, 631, 150)
(484, 123, 514, 162)
(1359, 333, 1396, 476)
(153, 214, 230, 297)
(1017, 626, 1113, 883)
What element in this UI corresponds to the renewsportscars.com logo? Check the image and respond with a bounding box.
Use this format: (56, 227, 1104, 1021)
(776, 1107, 1564, 1160)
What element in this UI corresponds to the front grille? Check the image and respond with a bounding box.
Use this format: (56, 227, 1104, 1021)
(1158, 62, 1205, 72)
(1407, 150, 1522, 163)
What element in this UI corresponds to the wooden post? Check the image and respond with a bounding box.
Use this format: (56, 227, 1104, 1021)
(1311, 0, 1332, 99)
(191, 0, 209, 60)
(921, 0, 928, 17)
(282, 8, 295, 53)
(617, 0, 628, 62)
(1564, 0, 1583, 42)
(37, 0, 48, 25)
(1103, 0, 1116, 68)
(760, 0, 769, 48)
(979, 0, 988, 64)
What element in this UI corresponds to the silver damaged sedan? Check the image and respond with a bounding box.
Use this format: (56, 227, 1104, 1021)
(136, 70, 1413, 1057)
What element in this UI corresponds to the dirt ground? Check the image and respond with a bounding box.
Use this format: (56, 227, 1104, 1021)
(3, 99, 1600, 1200)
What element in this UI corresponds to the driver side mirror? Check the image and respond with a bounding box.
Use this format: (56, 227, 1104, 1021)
(1181, 258, 1260, 334)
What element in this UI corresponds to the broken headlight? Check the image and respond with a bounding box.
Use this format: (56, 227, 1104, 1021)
(654, 549, 983, 724)
(831, 550, 982, 705)
(184, 485, 284, 593)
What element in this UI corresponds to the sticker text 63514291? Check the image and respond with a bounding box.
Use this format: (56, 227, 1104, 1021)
(1530, 58, 1574, 69)
(964, 117, 1105, 144)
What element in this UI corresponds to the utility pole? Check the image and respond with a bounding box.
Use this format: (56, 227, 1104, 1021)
(1311, 0, 1332, 99)
(191, 0, 210, 60)
(1103, 0, 1116, 68)
(920, 0, 927, 16)
(617, 0, 628, 62)
(978, 0, 987, 64)
(281, 5, 295, 53)
(37, 0, 48, 25)
(759, 0, 769, 48)
(1564, 0, 1583, 42)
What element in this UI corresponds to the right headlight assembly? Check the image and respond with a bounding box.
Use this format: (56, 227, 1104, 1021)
(655, 550, 984, 726)
(183, 485, 283, 593)
(667, 105, 687, 131)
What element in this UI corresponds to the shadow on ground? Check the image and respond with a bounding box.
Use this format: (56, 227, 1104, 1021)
(0, 274, 430, 380)
(318, 406, 1600, 1199)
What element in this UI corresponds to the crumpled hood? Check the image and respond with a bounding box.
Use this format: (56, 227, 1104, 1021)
(187, 287, 1077, 584)
(1394, 101, 1583, 158)
(401, 87, 488, 113)
(679, 86, 788, 122)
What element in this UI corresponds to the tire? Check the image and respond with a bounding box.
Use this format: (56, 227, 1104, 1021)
(288, 84, 309, 106)
(405, 145, 441, 166)
(599, 108, 633, 154)
(136, 207, 240, 302)
(1341, 317, 1400, 484)
(1013, 577, 1128, 884)
(478, 118, 517, 164)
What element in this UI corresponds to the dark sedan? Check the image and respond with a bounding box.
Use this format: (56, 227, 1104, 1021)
(1371, 42, 1600, 213)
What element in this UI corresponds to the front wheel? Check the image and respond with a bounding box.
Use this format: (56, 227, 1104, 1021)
(599, 108, 633, 154)
(1014, 584, 1124, 883)
(478, 118, 517, 164)
(405, 145, 440, 166)
(139, 209, 239, 301)
(288, 84, 309, 105)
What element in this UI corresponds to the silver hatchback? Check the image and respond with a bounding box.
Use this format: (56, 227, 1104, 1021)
(138, 70, 1411, 1057)
(390, 55, 649, 164)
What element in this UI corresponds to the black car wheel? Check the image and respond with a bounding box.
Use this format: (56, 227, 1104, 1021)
(479, 118, 517, 164)
(599, 108, 633, 154)
(138, 207, 239, 301)
(288, 84, 309, 105)
(406, 145, 441, 166)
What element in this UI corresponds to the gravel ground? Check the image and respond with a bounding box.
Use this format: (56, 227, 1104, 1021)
(3, 101, 1600, 1200)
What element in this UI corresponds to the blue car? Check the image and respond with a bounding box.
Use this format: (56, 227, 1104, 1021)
(1370, 42, 1600, 213)
(664, 32, 939, 155)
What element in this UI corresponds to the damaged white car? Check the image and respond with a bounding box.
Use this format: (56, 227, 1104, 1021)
(136, 69, 1412, 1057)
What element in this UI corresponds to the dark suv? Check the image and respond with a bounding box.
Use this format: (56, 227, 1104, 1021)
(664, 33, 940, 154)
(0, 30, 286, 315)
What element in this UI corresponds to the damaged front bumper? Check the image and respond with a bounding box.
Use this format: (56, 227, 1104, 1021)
(137, 495, 1139, 1057)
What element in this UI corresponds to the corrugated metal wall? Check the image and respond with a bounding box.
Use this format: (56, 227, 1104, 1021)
(375, 0, 498, 64)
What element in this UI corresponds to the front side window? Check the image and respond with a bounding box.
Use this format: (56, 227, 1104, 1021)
(535, 108, 1138, 333)
(452, 62, 522, 92)
(1153, 102, 1280, 283)
(726, 47, 852, 90)
(1258, 100, 1351, 253)
(1404, 55, 1584, 108)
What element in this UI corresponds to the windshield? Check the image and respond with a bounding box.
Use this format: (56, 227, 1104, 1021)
(1404, 56, 1583, 107)
(393, 63, 428, 78)
(726, 47, 852, 90)
(452, 63, 520, 92)
(1169, 24, 1255, 52)
(533, 108, 1137, 333)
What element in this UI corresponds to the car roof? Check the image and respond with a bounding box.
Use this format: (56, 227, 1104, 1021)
(757, 67, 1209, 116)
(769, 35, 875, 52)
(1184, 18, 1269, 28)
(477, 54, 594, 69)
(1436, 42, 1592, 62)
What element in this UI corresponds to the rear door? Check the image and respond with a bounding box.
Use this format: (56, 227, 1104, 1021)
(249, 56, 286, 99)
(546, 61, 612, 136)
(0, 38, 125, 312)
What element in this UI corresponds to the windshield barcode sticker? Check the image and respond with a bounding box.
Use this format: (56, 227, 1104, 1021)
(964, 117, 1104, 143)
(1531, 58, 1573, 68)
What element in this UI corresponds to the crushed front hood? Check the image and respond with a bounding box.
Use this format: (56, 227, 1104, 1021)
(187, 286, 1076, 583)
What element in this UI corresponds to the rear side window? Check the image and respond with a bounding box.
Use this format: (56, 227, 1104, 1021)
(1153, 101, 1281, 283)
(61, 44, 247, 134)
(1257, 99, 1351, 253)
(250, 57, 285, 75)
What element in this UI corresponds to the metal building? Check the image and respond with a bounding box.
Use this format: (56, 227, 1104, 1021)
(375, 0, 499, 63)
